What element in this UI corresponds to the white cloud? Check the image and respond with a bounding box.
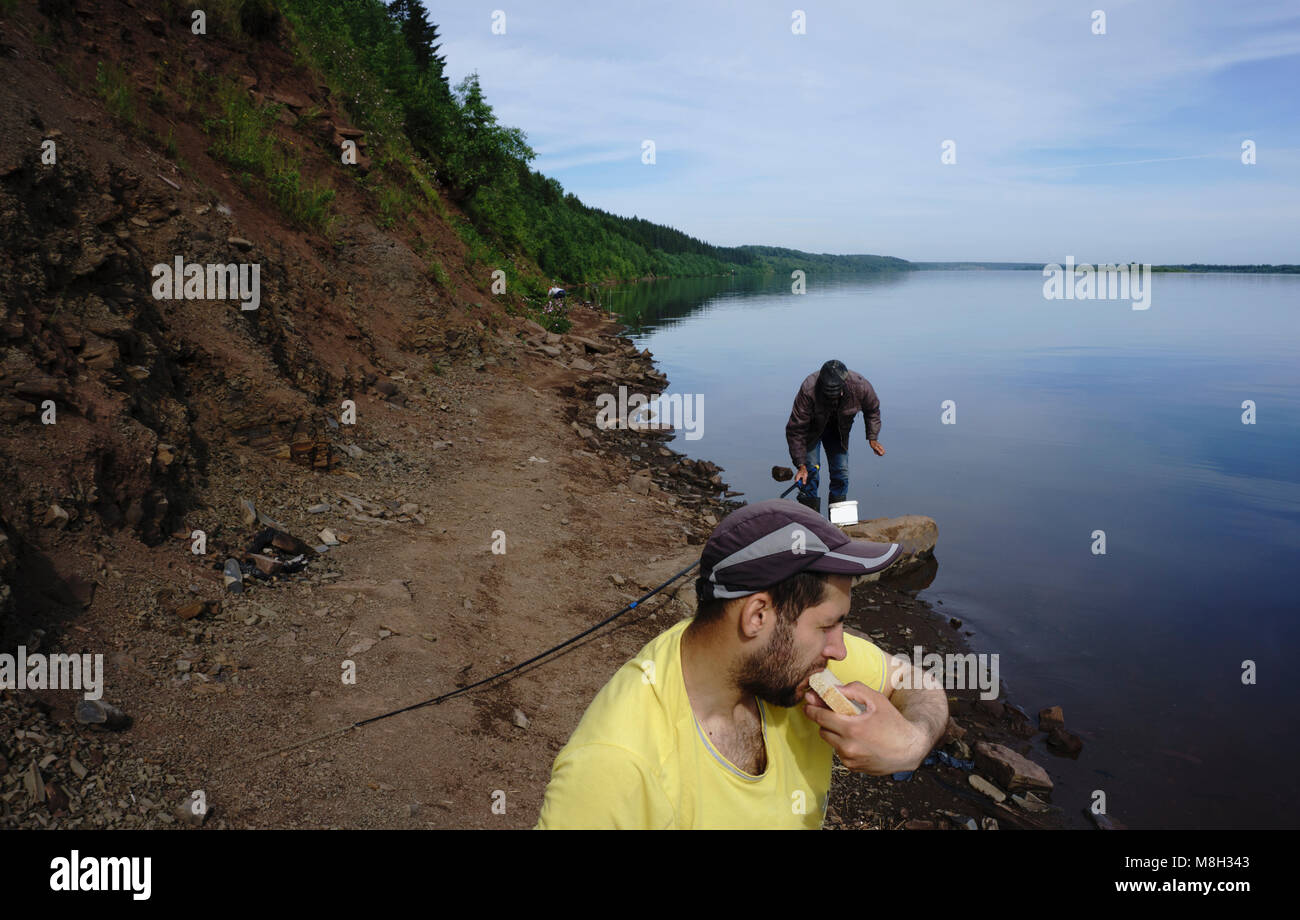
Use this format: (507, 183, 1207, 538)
(428, 1, 1300, 261)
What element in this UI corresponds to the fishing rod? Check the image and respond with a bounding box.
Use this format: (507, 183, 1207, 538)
(779, 462, 820, 498)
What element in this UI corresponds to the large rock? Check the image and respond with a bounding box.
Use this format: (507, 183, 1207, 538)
(842, 515, 937, 583)
(974, 741, 1053, 793)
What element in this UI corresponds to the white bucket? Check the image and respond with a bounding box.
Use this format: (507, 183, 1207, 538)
(828, 500, 858, 526)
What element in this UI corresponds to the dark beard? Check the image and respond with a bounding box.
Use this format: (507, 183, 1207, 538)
(731, 617, 805, 708)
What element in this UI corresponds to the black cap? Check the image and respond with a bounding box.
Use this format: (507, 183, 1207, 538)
(817, 360, 848, 400)
(697, 499, 900, 602)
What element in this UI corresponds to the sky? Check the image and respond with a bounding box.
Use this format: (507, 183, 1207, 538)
(428, 1, 1300, 264)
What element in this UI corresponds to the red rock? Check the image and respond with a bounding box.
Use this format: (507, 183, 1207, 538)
(269, 89, 312, 109)
(1047, 726, 1083, 755)
(974, 741, 1053, 793)
(247, 553, 283, 576)
(1039, 705, 1065, 731)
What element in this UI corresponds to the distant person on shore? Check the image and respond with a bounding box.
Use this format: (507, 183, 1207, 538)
(547, 283, 566, 300)
(535, 500, 946, 829)
(785, 359, 885, 515)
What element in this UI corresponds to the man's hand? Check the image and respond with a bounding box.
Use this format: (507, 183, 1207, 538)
(795, 465, 808, 484)
(800, 682, 928, 775)
(869, 440, 886, 457)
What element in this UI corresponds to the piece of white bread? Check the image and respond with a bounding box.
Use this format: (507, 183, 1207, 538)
(809, 669, 864, 715)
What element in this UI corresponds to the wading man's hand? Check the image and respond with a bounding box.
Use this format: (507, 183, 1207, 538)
(869, 440, 886, 457)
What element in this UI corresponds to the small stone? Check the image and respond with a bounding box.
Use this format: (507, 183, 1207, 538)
(247, 553, 282, 576)
(512, 708, 530, 729)
(24, 762, 46, 803)
(378, 629, 392, 639)
(306, 503, 331, 514)
(1089, 811, 1125, 830)
(223, 558, 244, 594)
(319, 528, 339, 546)
(69, 757, 88, 779)
(981, 816, 999, 831)
(347, 638, 377, 656)
(75, 700, 130, 730)
(239, 499, 257, 525)
(227, 236, 254, 251)
(944, 814, 978, 831)
(1047, 726, 1084, 755)
(1038, 705, 1065, 731)
(44, 504, 69, 528)
(969, 774, 1006, 802)
(1011, 792, 1051, 814)
(175, 800, 209, 827)
(610, 573, 626, 586)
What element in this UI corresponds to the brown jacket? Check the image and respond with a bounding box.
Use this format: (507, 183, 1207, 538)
(785, 369, 881, 469)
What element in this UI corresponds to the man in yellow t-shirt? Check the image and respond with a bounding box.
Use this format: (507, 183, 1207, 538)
(536, 499, 949, 829)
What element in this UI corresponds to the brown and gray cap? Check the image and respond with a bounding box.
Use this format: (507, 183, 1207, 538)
(697, 499, 901, 601)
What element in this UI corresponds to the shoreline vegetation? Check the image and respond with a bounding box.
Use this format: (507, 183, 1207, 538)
(270, 0, 1291, 319)
(911, 261, 1300, 273)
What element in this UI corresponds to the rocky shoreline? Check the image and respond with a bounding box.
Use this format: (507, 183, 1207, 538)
(0, 292, 1088, 830)
(514, 303, 1081, 830)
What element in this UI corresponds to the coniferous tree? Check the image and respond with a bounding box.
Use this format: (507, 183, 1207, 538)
(386, 0, 449, 88)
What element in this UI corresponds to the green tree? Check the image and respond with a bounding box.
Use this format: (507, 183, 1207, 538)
(386, 0, 448, 84)
(444, 73, 535, 200)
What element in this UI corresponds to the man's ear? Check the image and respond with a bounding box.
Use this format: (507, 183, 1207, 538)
(735, 592, 774, 640)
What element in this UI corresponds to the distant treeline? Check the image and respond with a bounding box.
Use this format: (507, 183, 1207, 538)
(912, 262, 1043, 270)
(736, 246, 913, 276)
(276, 0, 913, 285)
(914, 262, 1300, 274)
(1151, 264, 1300, 274)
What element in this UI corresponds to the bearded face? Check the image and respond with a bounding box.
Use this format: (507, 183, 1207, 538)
(731, 614, 817, 708)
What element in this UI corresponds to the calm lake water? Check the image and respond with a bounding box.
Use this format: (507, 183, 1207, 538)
(611, 269, 1300, 829)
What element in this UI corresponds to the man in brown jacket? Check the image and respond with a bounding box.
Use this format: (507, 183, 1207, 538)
(785, 360, 885, 514)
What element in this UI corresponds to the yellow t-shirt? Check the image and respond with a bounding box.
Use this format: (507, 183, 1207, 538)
(535, 618, 889, 829)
